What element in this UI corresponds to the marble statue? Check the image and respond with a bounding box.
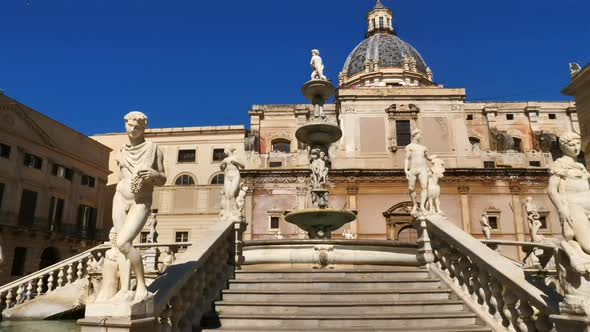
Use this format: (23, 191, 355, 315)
(310, 148, 328, 189)
(547, 132, 590, 315)
(274, 231, 284, 240)
(310, 49, 327, 81)
(95, 228, 120, 302)
(480, 213, 492, 240)
(146, 212, 158, 244)
(219, 147, 245, 221)
(404, 129, 435, 215)
(236, 184, 248, 219)
(425, 158, 445, 215)
(525, 197, 545, 243)
(100, 111, 166, 303)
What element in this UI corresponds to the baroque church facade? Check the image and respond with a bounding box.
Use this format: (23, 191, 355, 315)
(93, 1, 578, 260)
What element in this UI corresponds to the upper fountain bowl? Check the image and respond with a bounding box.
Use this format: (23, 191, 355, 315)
(302, 80, 336, 102)
(285, 208, 357, 239)
(296, 122, 342, 147)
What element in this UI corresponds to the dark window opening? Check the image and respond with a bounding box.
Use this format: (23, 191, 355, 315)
(484, 161, 496, 168)
(0, 183, 4, 210)
(396, 120, 411, 147)
(271, 139, 291, 153)
(52, 164, 73, 180)
(11, 247, 27, 276)
(175, 174, 195, 185)
(529, 161, 541, 167)
(177, 149, 196, 163)
(48, 196, 65, 231)
(81, 174, 96, 188)
(551, 139, 563, 161)
(212, 148, 225, 162)
(140, 232, 150, 244)
(379, 17, 384, 28)
(506, 114, 514, 120)
(513, 137, 523, 152)
(270, 216, 280, 229)
(24, 153, 42, 169)
(466, 114, 474, 120)
(539, 216, 547, 229)
(548, 114, 557, 120)
(269, 161, 283, 168)
(488, 216, 498, 229)
(18, 189, 38, 226)
(210, 174, 224, 185)
(175, 231, 189, 249)
(77, 205, 97, 238)
(0, 143, 11, 159)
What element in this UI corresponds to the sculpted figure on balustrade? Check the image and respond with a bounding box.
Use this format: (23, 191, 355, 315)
(547, 132, 590, 315)
(219, 147, 245, 221)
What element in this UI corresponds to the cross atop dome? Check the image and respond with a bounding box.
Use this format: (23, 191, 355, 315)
(367, 0, 395, 37)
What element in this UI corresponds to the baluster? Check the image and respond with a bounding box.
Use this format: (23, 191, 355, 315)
(477, 269, 491, 313)
(518, 300, 536, 332)
(489, 276, 506, 325)
(534, 312, 554, 332)
(36, 277, 44, 297)
(57, 267, 65, 288)
(502, 289, 519, 331)
(47, 271, 55, 292)
(25, 280, 34, 301)
(66, 263, 74, 284)
(470, 265, 481, 304)
(5, 289, 13, 308)
(438, 244, 451, 276)
(76, 259, 84, 281)
(15, 284, 23, 303)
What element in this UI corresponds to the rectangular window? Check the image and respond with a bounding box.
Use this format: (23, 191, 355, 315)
(48, 196, 65, 231)
(77, 205, 97, 238)
(0, 143, 11, 159)
(140, 232, 150, 244)
(0, 183, 4, 210)
(81, 174, 96, 188)
(379, 16, 384, 28)
(269, 161, 282, 168)
(487, 216, 499, 229)
(177, 149, 196, 163)
(529, 161, 541, 167)
(270, 216, 280, 230)
(24, 153, 43, 169)
(484, 161, 496, 169)
(212, 148, 225, 162)
(466, 114, 474, 120)
(396, 120, 411, 147)
(11, 247, 27, 276)
(548, 114, 557, 120)
(539, 216, 548, 229)
(175, 231, 189, 249)
(506, 114, 514, 120)
(52, 164, 73, 180)
(18, 189, 38, 226)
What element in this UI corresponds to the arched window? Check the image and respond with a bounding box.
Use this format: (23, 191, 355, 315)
(175, 174, 195, 186)
(271, 139, 291, 153)
(210, 174, 224, 185)
(469, 137, 481, 151)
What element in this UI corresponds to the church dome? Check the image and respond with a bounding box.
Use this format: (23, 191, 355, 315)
(342, 33, 428, 78)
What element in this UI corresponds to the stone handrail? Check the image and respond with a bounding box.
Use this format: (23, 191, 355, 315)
(78, 219, 247, 331)
(481, 240, 557, 271)
(0, 243, 110, 311)
(416, 214, 559, 331)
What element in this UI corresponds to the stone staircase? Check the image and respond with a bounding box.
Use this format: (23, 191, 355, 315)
(202, 267, 491, 331)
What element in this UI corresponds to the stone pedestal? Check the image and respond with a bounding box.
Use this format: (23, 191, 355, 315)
(79, 296, 156, 332)
(142, 248, 160, 272)
(551, 314, 590, 332)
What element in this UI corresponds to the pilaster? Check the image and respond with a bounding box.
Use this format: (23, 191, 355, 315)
(346, 186, 359, 234)
(458, 185, 471, 234)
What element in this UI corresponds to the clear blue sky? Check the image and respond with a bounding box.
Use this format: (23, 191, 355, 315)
(2, 0, 588, 135)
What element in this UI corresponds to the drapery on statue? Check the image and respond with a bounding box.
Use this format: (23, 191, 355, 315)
(480, 213, 492, 240)
(98, 111, 166, 303)
(404, 129, 436, 215)
(219, 147, 245, 221)
(310, 49, 327, 81)
(547, 132, 590, 315)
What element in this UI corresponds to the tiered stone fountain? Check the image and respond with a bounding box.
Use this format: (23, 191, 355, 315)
(284, 51, 356, 239)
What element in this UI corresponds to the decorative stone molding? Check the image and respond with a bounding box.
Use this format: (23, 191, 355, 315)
(385, 104, 420, 152)
(458, 185, 470, 194)
(346, 186, 359, 195)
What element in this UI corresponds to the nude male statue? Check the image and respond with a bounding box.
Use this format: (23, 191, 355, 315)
(404, 129, 435, 215)
(112, 111, 166, 302)
(310, 49, 327, 81)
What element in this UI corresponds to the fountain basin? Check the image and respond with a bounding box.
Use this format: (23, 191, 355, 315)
(301, 79, 335, 102)
(285, 208, 356, 239)
(295, 123, 342, 147)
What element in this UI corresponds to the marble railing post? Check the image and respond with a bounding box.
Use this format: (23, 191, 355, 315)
(412, 216, 434, 266)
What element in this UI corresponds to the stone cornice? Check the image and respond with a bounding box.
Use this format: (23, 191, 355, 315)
(241, 168, 550, 184)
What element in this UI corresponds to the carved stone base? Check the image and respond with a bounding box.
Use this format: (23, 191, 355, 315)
(142, 248, 160, 272)
(85, 295, 154, 319)
(551, 314, 590, 332)
(78, 316, 157, 332)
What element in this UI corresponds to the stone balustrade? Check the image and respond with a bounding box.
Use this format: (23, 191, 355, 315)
(416, 214, 560, 331)
(481, 240, 557, 271)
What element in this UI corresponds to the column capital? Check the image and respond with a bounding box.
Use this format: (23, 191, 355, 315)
(458, 185, 470, 194)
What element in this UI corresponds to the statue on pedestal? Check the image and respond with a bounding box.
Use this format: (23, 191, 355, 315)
(525, 197, 545, 243)
(480, 213, 492, 240)
(146, 212, 158, 244)
(425, 158, 445, 215)
(96, 111, 166, 303)
(547, 132, 590, 316)
(219, 147, 245, 221)
(310, 49, 327, 81)
(404, 129, 435, 215)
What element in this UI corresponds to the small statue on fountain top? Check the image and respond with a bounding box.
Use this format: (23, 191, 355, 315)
(310, 49, 327, 81)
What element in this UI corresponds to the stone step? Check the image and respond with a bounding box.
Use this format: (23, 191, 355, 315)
(203, 326, 492, 332)
(234, 269, 430, 280)
(227, 278, 441, 291)
(221, 288, 452, 302)
(215, 312, 479, 329)
(215, 299, 466, 315)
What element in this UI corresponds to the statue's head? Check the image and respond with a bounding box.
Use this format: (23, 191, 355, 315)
(224, 146, 236, 156)
(124, 111, 148, 139)
(411, 129, 422, 141)
(310, 148, 321, 158)
(559, 132, 582, 158)
(312, 49, 320, 56)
